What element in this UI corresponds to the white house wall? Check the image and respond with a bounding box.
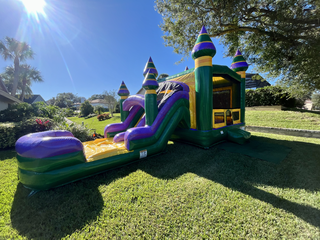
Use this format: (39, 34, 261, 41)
(0, 101, 8, 111)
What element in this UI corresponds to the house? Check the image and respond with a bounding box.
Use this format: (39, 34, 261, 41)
(73, 98, 109, 110)
(0, 76, 22, 111)
(303, 99, 313, 110)
(245, 73, 271, 89)
(23, 94, 47, 105)
(89, 99, 108, 108)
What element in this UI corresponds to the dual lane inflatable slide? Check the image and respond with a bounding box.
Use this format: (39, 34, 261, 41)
(16, 26, 251, 191)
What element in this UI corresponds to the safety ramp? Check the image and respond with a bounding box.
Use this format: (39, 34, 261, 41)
(226, 128, 251, 145)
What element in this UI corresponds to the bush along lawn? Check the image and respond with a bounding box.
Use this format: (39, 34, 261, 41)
(0, 102, 95, 150)
(1, 132, 320, 239)
(246, 110, 320, 130)
(68, 113, 121, 135)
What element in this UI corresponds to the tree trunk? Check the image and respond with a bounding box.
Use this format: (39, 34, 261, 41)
(20, 78, 27, 101)
(11, 57, 20, 97)
(110, 105, 114, 117)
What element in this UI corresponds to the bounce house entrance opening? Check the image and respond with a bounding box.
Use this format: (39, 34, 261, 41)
(212, 76, 241, 129)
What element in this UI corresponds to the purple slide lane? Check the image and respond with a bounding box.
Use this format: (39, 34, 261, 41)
(124, 91, 189, 149)
(113, 114, 146, 142)
(104, 105, 142, 137)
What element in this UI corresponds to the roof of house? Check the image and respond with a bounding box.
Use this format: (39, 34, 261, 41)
(23, 94, 41, 104)
(0, 76, 22, 104)
(0, 77, 9, 93)
(245, 73, 271, 89)
(90, 99, 107, 104)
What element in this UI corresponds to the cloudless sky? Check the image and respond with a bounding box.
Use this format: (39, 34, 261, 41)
(0, 0, 253, 101)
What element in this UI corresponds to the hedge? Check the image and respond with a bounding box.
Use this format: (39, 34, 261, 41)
(0, 117, 53, 149)
(0, 123, 16, 149)
(245, 86, 297, 108)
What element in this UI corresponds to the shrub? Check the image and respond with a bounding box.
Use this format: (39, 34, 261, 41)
(103, 113, 111, 119)
(0, 117, 54, 149)
(80, 101, 94, 117)
(84, 113, 97, 119)
(94, 105, 105, 115)
(15, 117, 54, 140)
(97, 113, 110, 121)
(0, 123, 16, 149)
(60, 108, 74, 117)
(246, 86, 297, 108)
(52, 122, 93, 142)
(0, 103, 34, 122)
(97, 114, 104, 121)
(32, 102, 60, 118)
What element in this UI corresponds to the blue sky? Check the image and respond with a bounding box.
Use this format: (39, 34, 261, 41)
(0, 0, 253, 101)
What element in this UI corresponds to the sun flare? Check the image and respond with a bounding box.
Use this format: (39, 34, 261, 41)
(21, 0, 46, 14)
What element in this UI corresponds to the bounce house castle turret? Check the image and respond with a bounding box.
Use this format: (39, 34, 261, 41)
(143, 70, 159, 126)
(143, 57, 159, 126)
(143, 57, 158, 78)
(192, 26, 216, 131)
(230, 50, 248, 123)
(117, 81, 130, 122)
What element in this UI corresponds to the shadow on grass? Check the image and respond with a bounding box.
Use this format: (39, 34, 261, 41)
(10, 135, 320, 238)
(284, 108, 320, 115)
(0, 148, 16, 161)
(139, 136, 320, 228)
(11, 180, 105, 239)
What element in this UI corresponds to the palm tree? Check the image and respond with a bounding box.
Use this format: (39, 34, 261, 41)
(19, 64, 43, 101)
(0, 37, 34, 97)
(1, 64, 43, 101)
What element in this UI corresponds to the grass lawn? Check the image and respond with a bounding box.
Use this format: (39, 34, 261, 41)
(1, 132, 320, 239)
(68, 113, 121, 135)
(246, 110, 320, 130)
(69, 110, 320, 134)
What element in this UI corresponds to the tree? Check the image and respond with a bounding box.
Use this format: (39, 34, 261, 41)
(1, 65, 32, 99)
(88, 94, 105, 101)
(1, 64, 43, 101)
(158, 73, 169, 79)
(312, 93, 320, 110)
(80, 100, 94, 117)
(103, 90, 119, 117)
(155, 0, 320, 96)
(19, 65, 43, 101)
(46, 97, 56, 105)
(47, 92, 84, 108)
(0, 37, 34, 97)
(94, 105, 105, 115)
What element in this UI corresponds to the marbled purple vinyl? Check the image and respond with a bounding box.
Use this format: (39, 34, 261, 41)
(142, 80, 159, 88)
(136, 115, 145, 127)
(104, 105, 142, 137)
(192, 42, 216, 53)
(143, 68, 158, 76)
(15, 130, 84, 159)
(123, 94, 145, 111)
(118, 89, 130, 95)
(230, 62, 248, 69)
(124, 91, 189, 149)
(113, 132, 126, 143)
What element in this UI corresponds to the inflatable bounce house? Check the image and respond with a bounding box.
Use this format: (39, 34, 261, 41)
(16, 26, 251, 191)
